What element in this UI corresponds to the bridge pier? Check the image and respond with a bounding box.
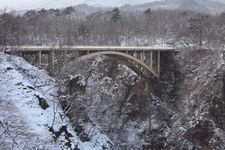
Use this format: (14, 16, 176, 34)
(150, 51, 153, 69)
(35, 52, 38, 64)
(19, 51, 23, 58)
(48, 51, 55, 70)
(38, 51, 42, 65)
(33, 51, 42, 65)
(157, 51, 160, 76)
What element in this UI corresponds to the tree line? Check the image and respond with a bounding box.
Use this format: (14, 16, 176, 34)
(1, 7, 225, 49)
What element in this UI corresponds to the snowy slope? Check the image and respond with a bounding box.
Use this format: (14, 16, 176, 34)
(0, 52, 110, 149)
(122, 0, 225, 14)
(0, 0, 158, 10)
(1, 0, 113, 10)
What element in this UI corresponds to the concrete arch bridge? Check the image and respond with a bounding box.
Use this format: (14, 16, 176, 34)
(10, 46, 176, 78)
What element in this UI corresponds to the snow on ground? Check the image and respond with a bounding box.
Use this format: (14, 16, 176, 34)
(0, 52, 110, 149)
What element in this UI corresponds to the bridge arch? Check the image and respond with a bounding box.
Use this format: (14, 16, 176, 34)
(74, 51, 158, 78)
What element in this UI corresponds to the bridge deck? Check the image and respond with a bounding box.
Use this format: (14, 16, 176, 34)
(10, 46, 176, 52)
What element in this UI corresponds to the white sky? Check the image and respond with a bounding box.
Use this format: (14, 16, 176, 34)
(0, 0, 160, 10)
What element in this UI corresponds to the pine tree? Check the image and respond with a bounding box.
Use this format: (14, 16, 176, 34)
(111, 8, 121, 22)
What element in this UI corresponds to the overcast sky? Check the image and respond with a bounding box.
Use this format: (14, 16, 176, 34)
(0, 0, 160, 10)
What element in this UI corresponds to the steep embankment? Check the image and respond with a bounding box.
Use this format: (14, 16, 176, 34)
(62, 49, 225, 149)
(170, 49, 225, 149)
(0, 52, 111, 150)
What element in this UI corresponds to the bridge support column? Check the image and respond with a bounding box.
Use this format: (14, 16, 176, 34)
(157, 51, 160, 76)
(34, 52, 39, 64)
(150, 51, 153, 69)
(19, 52, 23, 58)
(137, 52, 141, 59)
(140, 51, 145, 62)
(48, 51, 55, 70)
(38, 51, 42, 65)
(134, 50, 137, 57)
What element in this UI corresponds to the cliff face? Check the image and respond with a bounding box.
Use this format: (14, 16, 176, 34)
(63, 49, 225, 149)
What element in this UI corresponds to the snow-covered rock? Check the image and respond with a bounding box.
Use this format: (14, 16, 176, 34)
(0, 52, 111, 150)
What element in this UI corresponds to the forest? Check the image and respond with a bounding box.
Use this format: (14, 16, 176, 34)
(0, 7, 225, 49)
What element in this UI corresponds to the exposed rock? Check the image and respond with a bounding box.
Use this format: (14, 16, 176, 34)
(35, 94, 50, 110)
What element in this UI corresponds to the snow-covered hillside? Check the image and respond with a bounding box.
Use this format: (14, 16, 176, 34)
(1, 0, 151, 10)
(2, 0, 225, 14)
(0, 52, 111, 149)
(122, 0, 225, 14)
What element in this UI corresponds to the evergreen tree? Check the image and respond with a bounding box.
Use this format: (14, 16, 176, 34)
(111, 8, 121, 22)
